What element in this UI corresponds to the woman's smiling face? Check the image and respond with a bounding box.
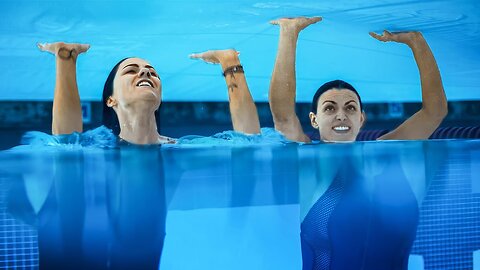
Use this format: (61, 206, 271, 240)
(111, 58, 162, 109)
(310, 88, 365, 142)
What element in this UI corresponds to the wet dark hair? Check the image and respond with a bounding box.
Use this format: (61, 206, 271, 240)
(311, 80, 363, 114)
(102, 57, 161, 135)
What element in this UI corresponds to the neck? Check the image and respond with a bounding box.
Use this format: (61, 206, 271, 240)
(116, 105, 160, 145)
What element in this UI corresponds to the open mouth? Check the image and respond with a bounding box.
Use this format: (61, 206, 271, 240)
(136, 79, 154, 88)
(332, 125, 351, 133)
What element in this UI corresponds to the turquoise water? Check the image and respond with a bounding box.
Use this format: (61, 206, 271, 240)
(1, 0, 479, 102)
(0, 134, 479, 269)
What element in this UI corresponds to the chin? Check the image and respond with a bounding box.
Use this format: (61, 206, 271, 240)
(136, 93, 161, 106)
(330, 138, 355, 143)
(322, 133, 356, 142)
(129, 96, 161, 112)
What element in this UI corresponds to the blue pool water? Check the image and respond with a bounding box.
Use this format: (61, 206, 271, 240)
(1, 0, 480, 102)
(0, 135, 479, 269)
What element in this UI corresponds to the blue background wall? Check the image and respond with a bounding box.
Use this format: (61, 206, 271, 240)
(1, 0, 479, 102)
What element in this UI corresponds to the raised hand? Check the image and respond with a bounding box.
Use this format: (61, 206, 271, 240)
(370, 29, 447, 141)
(189, 49, 239, 65)
(270, 17, 322, 34)
(37, 42, 90, 59)
(39, 42, 89, 135)
(369, 30, 423, 46)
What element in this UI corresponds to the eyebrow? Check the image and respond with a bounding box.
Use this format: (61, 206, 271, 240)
(322, 100, 337, 105)
(345, 100, 358, 105)
(122, 64, 155, 70)
(122, 64, 138, 70)
(322, 100, 358, 107)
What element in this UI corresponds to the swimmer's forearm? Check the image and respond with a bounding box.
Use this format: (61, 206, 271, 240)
(269, 27, 312, 143)
(408, 33, 448, 120)
(268, 18, 320, 143)
(52, 52, 83, 134)
(269, 26, 298, 124)
(39, 42, 88, 135)
(219, 53, 261, 134)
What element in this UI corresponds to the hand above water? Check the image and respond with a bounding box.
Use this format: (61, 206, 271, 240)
(37, 42, 90, 59)
(189, 49, 240, 65)
(269, 16, 322, 34)
(369, 30, 424, 47)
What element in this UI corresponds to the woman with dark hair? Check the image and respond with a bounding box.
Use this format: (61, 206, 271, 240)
(38, 42, 259, 144)
(266, 17, 448, 270)
(268, 17, 448, 143)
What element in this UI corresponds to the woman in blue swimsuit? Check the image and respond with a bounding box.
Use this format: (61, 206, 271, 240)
(270, 17, 447, 270)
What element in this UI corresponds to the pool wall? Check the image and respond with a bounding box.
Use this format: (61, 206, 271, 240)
(1, 100, 479, 150)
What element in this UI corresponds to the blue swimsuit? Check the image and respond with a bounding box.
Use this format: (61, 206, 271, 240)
(301, 161, 419, 270)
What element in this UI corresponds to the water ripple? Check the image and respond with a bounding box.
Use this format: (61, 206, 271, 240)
(32, 11, 81, 34)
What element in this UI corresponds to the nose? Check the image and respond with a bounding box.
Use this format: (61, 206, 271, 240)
(139, 67, 152, 77)
(335, 111, 347, 121)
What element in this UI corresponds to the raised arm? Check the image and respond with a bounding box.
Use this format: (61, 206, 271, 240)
(38, 42, 90, 135)
(190, 49, 260, 134)
(370, 31, 448, 140)
(268, 17, 321, 143)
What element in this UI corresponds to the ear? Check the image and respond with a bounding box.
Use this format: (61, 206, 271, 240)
(106, 96, 117, 108)
(309, 112, 319, 129)
(360, 111, 367, 128)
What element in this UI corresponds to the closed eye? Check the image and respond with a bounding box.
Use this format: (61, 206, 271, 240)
(123, 69, 137, 74)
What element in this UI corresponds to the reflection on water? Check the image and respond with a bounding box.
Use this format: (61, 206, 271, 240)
(0, 140, 479, 269)
(2, 147, 166, 269)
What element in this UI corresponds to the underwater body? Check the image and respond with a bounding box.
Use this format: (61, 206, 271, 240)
(0, 129, 479, 269)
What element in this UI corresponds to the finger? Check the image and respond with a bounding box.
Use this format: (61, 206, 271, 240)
(369, 32, 384, 41)
(269, 19, 280, 25)
(37, 42, 47, 51)
(78, 44, 90, 53)
(189, 53, 201, 59)
(312, 17, 323, 23)
(368, 32, 378, 38)
(384, 30, 399, 42)
(383, 30, 395, 39)
(37, 42, 58, 54)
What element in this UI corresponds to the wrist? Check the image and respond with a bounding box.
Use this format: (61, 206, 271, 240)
(219, 57, 240, 70)
(222, 65, 244, 77)
(57, 47, 77, 60)
(407, 32, 425, 47)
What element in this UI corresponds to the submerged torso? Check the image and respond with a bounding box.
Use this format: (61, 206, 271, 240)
(300, 159, 419, 270)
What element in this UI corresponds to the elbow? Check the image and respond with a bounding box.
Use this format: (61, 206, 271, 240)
(272, 113, 297, 127)
(437, 100, 449, 120)
(424, 102, 448, 122)
(439, 105, 448, 119)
